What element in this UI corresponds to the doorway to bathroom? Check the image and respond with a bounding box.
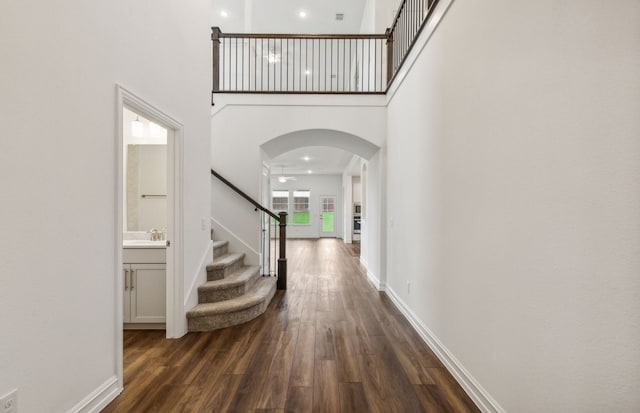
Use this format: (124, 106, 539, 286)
(116, 87, 183, 364)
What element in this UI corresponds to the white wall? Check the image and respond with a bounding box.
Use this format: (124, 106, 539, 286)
(359, 0, 401, 33)
(386, 0, 640, 411)
(0, 1, 211, 411)
(353, 176, 362, 203)
(342, 173, 353, 243)
(360, 151, 386, 289)
(270, 175, 343, 238)
(211, 94, 386, 257)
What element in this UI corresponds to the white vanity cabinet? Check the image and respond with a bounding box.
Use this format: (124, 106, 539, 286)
(123, 247, 166, 327)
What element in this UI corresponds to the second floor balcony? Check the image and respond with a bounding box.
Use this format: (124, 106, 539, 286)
(211, 0, 440, 96)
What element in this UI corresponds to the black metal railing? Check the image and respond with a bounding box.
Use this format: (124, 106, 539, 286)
(211, 169, 287, 289)
(387, 0, 440, 86)
(212, 29, 388, 94)
(211, 0, 441, 94)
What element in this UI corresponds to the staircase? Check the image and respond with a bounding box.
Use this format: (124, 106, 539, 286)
(187, 238, 277, 331)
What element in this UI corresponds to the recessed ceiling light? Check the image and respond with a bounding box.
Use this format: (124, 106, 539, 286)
(220, 10, 228, 17)
(303, 156, 310, 161)
(304, 70, 311, 76)
(298, 11, 307, 18)
(307, 170, 312, 174)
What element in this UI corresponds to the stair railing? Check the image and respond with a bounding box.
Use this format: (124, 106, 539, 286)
(211, 168, 287, 290)
(211, 0, 442, 96)
(211, 28, 388, 94)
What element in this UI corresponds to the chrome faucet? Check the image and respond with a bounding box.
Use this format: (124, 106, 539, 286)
(149, 228, 161, 241)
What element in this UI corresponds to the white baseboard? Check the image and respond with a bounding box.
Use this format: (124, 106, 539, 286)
(366, 270, 385, 291)
(68, 376, 120, 413)
(385, 287, 505, 413)
(184, 239, 214, 308)
(359, 257, 385, 291)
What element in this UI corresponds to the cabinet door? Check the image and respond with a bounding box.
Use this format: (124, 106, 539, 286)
(130, 263, 166, 323)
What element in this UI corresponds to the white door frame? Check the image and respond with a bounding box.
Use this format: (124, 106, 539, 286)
(115, 85, 184, 388)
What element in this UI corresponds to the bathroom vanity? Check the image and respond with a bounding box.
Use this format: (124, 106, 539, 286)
(122, 240, 166, 329)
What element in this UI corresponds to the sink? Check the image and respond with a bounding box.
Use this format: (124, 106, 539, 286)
(123, 240, 167, 248)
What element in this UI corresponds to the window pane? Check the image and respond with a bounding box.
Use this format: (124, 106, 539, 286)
(322, 212, 334, 232)
(292, 190, 310, 224)
(271, 190, 289, 225)
(272, 190, 289, 210)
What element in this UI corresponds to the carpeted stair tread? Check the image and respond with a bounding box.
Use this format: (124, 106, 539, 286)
(206, 252, 244, 271)
(189, 277, 276, 316)
(199, 266, 260, 292)
(187, 277, 277, 331)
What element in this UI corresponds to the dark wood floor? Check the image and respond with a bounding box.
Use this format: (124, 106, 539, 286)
(103, 239, 480, 413)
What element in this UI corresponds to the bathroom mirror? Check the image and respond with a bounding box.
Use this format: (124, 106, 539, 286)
(123, 107, 168, 233)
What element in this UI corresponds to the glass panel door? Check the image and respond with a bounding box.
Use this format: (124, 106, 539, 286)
(320, 196, 336, 237)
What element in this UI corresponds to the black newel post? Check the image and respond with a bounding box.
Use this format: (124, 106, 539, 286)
(211, 27, 222, 92)
(277, 212, 287, 290)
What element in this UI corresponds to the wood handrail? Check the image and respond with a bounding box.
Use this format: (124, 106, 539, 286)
(217, 32, 387, 40)
(211, 168, 280, 221)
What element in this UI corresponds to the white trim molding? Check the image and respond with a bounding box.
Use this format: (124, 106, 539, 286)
(367, 269, 385, 291)
(385, 286, 505, 413)
(360, 257, 385, 291)
(68, 376, 120, 413)
(184, 239, 214, 308)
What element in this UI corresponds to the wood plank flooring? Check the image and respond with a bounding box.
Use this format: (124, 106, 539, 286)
(103, 239, 480, 413)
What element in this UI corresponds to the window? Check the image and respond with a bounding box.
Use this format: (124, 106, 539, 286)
(293, 190, 310, 225)
(272, 190, 289, 224)
(272, 190, 289, 211)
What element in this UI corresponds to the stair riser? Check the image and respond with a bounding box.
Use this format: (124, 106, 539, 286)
(213, 244, 228, 257)
(188, 286, 276, 332)
(207, 258, 243, 281)
(198, 275, 258, 304)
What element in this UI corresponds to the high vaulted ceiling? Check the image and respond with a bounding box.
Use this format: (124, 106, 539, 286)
(211, 0, 368, 177)
(211, 0, 367, 34)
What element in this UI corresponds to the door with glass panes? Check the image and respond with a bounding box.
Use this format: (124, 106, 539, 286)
(319, 196, 336, 237)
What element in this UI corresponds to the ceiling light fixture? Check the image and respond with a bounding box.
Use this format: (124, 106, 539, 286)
(307, 170, 312, 174)
(220, 10, 228, 17)
(131, 116, 144, 137)
(298, 11, 307, 18)
(303, 156, 310, 161)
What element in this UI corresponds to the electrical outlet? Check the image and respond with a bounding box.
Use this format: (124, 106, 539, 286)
(1, 389, 17, 413)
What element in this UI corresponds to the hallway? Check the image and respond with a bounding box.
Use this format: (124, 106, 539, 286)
(103, 239, 479, 412)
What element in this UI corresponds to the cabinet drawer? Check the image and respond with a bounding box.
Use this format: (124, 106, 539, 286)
(123, 248, 166, 264)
